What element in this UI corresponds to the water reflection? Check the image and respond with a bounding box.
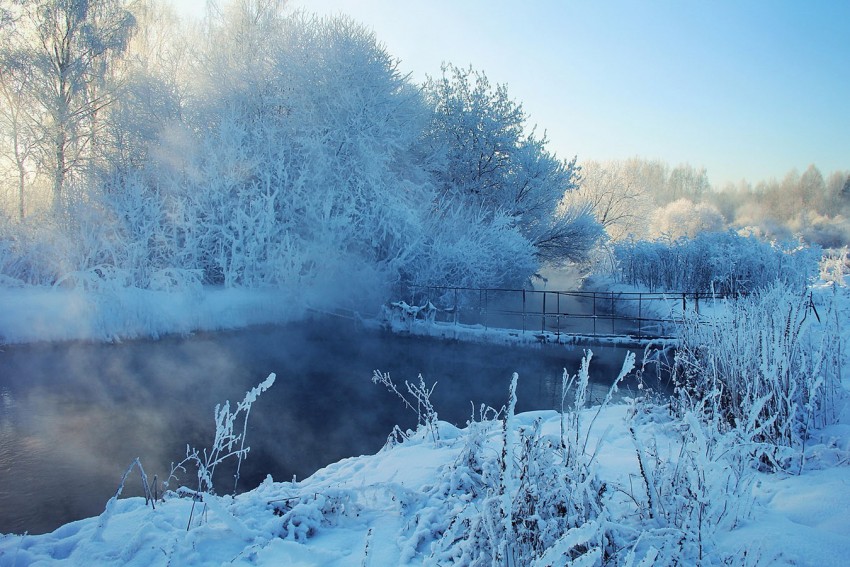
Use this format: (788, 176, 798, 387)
(0, 319, 659, 535)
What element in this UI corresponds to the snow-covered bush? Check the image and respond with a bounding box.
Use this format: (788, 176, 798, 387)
(276, 488, 360, 543)
(614, 231, 820, 294)
(0, 204, 126, 286)
(393, 355, 636, 565)
(0, 213, 63, 284)
(650, 198, 724, 240)
(673, 282, 842, 470)
(820, 246, 849, 286)
(408, 203, 538, 289)
(625, 395, 755, 564)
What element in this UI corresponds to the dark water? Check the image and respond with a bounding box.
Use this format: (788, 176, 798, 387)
(0, 318, 659, 535)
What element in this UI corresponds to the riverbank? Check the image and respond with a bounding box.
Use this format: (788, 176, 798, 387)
(1, 279, 848, 565)
(0, 286, 309, 344)
(1, 384, 848, 565)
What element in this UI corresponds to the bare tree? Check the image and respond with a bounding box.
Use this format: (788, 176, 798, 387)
(0, 13, 42, 219)
(16, 0, 136, 210)
(799, 163, 826, 211)
(564, 159, 652, 241)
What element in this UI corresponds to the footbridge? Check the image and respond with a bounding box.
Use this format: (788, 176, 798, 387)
(390, 285, 728, 347)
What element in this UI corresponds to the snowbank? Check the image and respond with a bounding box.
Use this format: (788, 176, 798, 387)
(2, 398, 849, 566)
(0, 286, 304, 344)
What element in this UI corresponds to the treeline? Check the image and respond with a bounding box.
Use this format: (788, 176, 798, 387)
(0, 0, 601, 302)
(570, 158, 850, 247)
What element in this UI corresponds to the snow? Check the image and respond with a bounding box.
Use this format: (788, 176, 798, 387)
(2, 397, 848, 565)
(0, 278, 848, 565)
(721, 466, 850, 565)
(0, 286, 304, 344)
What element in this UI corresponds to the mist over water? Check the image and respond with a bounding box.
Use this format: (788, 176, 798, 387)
(0, 318, 654, 535)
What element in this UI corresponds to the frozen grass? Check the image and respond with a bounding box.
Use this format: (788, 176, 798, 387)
(673, 282, 843, 472)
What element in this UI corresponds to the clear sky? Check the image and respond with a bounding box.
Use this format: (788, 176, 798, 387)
(170, 0, 849, 187)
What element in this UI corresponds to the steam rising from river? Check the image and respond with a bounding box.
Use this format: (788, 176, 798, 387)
(0, 319, 647, 534)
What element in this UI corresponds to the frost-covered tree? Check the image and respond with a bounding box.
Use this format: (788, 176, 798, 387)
(562, 159, 653, 241)
(95, 0, 186, 179)
(799, 163, 826, 212)
(0, 1, 600, 295)
(423, 64, 601, 267)
(0, 36, 40, 219)
(0, 0, 136, 211)
(664, 163, 710, 203)
(650, 198, 724, 240)
(151, 10, 436, 296)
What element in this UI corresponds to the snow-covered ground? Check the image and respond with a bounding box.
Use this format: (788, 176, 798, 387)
(0, 279, 848, 566)
(0, 286, 307, 344)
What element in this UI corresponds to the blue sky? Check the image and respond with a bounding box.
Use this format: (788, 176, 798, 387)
(171, 0, 849, 187)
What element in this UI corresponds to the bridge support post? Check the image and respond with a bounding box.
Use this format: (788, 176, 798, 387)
(592, 292, 597, 336)
(556, 292, 561, 337)
(638, 293, 643, 338)
(611, 292, 615, 334)
(454, 287, 458, 325)
(542, 291, 547, 334)
(522, 289, 526, 333)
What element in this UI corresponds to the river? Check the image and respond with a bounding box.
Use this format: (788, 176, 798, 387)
(0, 318, 659, 535)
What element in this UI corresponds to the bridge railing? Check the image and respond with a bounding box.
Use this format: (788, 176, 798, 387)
(398, 284, 731, 339)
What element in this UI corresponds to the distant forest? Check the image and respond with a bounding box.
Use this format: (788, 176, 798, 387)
(571, 159, 850, 247)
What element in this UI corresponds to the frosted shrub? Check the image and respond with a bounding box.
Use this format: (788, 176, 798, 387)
(819, 246, 849, 286)
(0, 213, 74, 285)
(673, 282, 842, 470)
(54, 265, 133, 291)
(409, 203, 539, 289)
(147, 268, 203, 293)
(614, 231, 819, 294)
(276, 489, 360, 543)
(404, 355, 635, 566)
(626, 395, 755, 565)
